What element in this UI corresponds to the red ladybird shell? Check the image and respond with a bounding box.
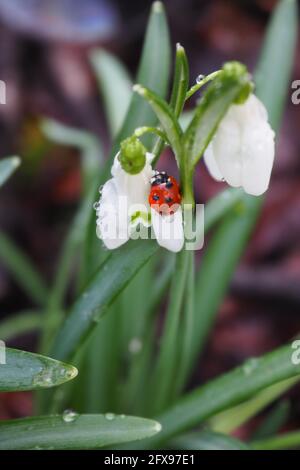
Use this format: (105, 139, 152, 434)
(149, 172, 181, 215)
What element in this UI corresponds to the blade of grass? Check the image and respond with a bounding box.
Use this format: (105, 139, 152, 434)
(0, 231, 48, 306)
(110, 1, 171, 158)
(50, 239, 158, 361)
(0, 414, 161, 450)
(252, 399, 290, 440)
(0, 311, 42, 341)
(41, 119, 103, 194)
(132, 342, 300, 448)
(133, 84, 182, 161)
(152, 43, 189, 159)
(209, 377, 299, 434)
(172, 251, 195, 398)
(0, 156, 20, 187)
(149, 250, 189, 415)
(0, 348, 77, 391)
(170, 431, 249, 450)
(252, 430, 300, 450)
(90, 49, 132, 137)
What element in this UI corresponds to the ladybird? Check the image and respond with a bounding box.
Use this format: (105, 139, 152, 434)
(148, 171, 181, 215)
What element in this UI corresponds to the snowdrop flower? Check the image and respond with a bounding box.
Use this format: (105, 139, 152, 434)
(204, 94, 275, 196)
(95, 137, 184, 252)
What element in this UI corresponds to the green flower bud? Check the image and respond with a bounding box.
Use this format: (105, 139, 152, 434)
(119, 136, 146, 175)
(222, 61, 254, 104)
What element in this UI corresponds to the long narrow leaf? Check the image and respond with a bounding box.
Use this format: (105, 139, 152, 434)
(0, 156, 20, 187)
(170, 431, 249, 450)
(0, 414, 161, 450)
(0, 348, 77, 391)
(90, 50, 132, 137)
(135, 342, 300, 448)
(0, 231, 48, 306)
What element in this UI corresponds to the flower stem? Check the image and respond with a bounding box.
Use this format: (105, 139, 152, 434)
(134, 126, 169, 144)
(186, 70, 222, 100)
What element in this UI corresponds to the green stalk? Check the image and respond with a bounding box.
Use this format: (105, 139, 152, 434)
(173, 250, 195, 397)
(186, 70, 221, 100)
(149, 250, 189, 415)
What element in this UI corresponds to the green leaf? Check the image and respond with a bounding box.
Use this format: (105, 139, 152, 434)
(110, 1, 171, 158)
(183, 62, 251, 169)
(0, 414, 161, 450)
(252, 430, 300, 450)
(136, 343, 300, 448)
(90, 49, 132, 137)
(0, 156, 20, 187)
(209, 377, 299, 434)
(0, 311, 42, 342)
(41, 119, 103, 192)
(51, 240, 157, 361)
(170, 43, 189, 118)
(0, 231, 48, 306)
(133, 84, 182, 161)
(252, 400, 290, 440)
(0, 348, 77, 392)
(204, 188, 244, 232)
(170, 431, 250, 450)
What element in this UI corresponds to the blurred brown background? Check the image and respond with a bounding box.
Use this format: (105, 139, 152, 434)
(0, 0, 300, 434)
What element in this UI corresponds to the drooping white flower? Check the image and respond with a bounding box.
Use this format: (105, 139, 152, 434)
(204, 94, 275, 196)
(95, 152, 184, 252)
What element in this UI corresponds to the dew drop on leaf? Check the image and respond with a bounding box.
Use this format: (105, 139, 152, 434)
(196, 74, 205, 84)
(62, 409, 79, 423)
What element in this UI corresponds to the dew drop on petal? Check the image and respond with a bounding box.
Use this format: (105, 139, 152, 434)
(105, 412, 115, 421)
(93, 201, 100, 210)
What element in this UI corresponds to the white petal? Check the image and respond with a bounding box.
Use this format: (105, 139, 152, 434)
(203, 143, 224, 181)
(111, 152, 153, 209)
(203, 93, 275, 196)
(96, 178, 129, 249)
(151, 207, 184, 253)
(241, 121, 275, 196)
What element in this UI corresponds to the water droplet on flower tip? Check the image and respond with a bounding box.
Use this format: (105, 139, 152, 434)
(62, 409, 79, 423)
(105, 412, 115, 421)
(196, 74, 205, 84)
(98, 185, 104, 194)
(93, 201, 100, 210)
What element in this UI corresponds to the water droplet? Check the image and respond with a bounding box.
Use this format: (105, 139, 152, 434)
(98, 185, 104, 194)
(243, 358, 259, 376)
(128, 337, 143, 354)
(62, 409, 78, 423)
(105, 412, 115, 421)
(155, 422, 162, 432)
(196, 74, 205, 84)
(93, 201, 100, 210)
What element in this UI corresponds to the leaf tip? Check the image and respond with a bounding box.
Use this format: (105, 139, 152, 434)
(152, 1, 164, 14)
(133, 84, 146, 96)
